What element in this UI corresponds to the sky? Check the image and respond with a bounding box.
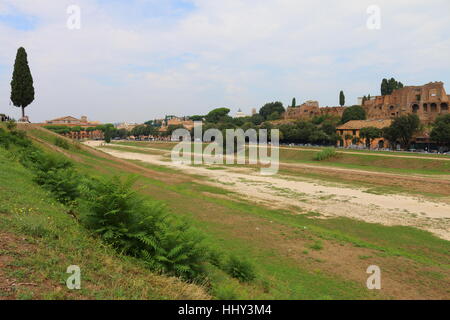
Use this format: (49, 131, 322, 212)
(0, 0, 449, 123)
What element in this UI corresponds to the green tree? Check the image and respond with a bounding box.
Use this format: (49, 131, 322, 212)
(205, 108, 231, 123)
(259, 102, 285, 120)
(190, 115, 204, 122)
(430, 114, 450, 147)
(250, 113, 264, 125)
(381, 78, 389, 96)
(339, 91, 345, 107)
(10, 47, 35, 119)
(381, 78, 403, 96)
(362, 96, 367, 106)
(360, 127, 382, 149)
(117, 128, 129, 139)
(385, 114, 420, 149)
(267, 111, 281, 121)
(341, 105, 366, 124)
(382, 126, 397, 149)
(291, 98, 296, 108)
(104, 128, 112, 143)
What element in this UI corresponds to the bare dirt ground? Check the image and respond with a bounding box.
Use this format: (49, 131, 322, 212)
(85, 141, 450, 241)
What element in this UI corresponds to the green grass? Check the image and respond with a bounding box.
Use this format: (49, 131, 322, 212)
(87, 140, 450, 269)
(0, 147, 209, 300)
(12, 125, 450, 299)
(313, 148, 338, 161)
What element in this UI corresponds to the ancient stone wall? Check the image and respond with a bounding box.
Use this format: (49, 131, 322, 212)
(284, 100, 345, 120)
(363, 82, 449, 123)
(283, 82, 449, 124)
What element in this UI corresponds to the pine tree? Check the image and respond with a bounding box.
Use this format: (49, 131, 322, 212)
(10, 47, 35, 119)
(292, 97, 296, 108)
(381, 78, 388, 96)
(339, 91, 345, 107)
(388, 78, 397, 95)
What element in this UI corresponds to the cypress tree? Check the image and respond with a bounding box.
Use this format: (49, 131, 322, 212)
(339, 91, 345, 107)
(292, 98, 296, 108)
(388, 78, 397, 95)
(381, 78, 388, 96)
(10, 47, 35, 119)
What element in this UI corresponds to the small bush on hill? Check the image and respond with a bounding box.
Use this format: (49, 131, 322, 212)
(0, 127, 32, 150)
(213, 283, 240, 300)
(80, 176, 208, 280)
(208, 249, 225, 268)
(19, 151, 81, 205)
(54, 137, 70, 150)
(224, 256, 256, 282)
(6, 120, 17, 131)
(313, 148, 337, 161)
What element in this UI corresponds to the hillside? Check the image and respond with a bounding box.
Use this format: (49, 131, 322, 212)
(2, 124, 449, 300)
(0, 124, 209, 300)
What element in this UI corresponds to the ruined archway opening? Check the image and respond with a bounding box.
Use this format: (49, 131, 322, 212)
(431, 103, 437, 112)
(441, 103, 449, 113)
(412, 104, 419, 113)
(423, 103, 428, 112)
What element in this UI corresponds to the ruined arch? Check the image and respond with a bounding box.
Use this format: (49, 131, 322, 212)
(430, 103, 437, 112)
(412, 104, 420, 113)
(378, 140, 384, 149)
(441, 103, 448, 113)
(423, 103, 428, 112)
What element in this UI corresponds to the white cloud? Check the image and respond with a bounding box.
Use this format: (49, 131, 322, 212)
(0, 0, 449, 122)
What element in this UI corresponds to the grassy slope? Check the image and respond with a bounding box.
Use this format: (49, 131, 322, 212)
(23, 126, 450, 299)
(0, 136, 209, 300)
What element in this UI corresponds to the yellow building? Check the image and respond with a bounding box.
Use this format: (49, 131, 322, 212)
(44, 116, 101, 127)
(336, 119, 392, 149)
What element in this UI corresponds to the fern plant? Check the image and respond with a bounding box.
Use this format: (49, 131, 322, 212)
(80, 176, 207, 280)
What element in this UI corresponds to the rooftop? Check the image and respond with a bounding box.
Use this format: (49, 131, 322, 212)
(337, 119, 392, 130)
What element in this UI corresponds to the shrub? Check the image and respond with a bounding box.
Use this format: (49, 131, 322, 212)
(6, 120, 17, 131)
(313, 148, 337, 161)
(208, 249, 225, 268)
(224, 256, 256, 282)
(20, 150, 80, 205)
(34, 167, 80, 205)
(309, 240, 324, 251)
(80, 176, 208, 280)
(0, 128, 11, 149)
(54, 137, 70, 150)
(213, 283, 240, 300)
(0, 128, 208, 281)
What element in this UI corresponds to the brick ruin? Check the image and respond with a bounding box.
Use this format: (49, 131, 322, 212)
(284, 100, 346, 120)
(284, 82, 450, 124)
(363, 82, 449, 124)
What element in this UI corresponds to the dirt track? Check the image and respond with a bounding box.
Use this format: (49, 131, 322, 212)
(85, 141, 450, 241)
